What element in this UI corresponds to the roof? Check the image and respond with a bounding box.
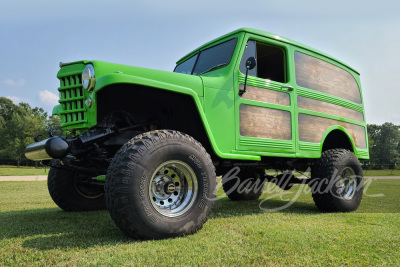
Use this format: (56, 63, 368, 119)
(176, 28, 359, 75)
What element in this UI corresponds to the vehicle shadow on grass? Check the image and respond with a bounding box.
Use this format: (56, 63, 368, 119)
(0, 208, 134, 250)
(211, 197, 319, 219)
(0, 197, 319, 250)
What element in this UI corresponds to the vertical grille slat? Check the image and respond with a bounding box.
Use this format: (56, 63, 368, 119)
(58, 70, 87, 127)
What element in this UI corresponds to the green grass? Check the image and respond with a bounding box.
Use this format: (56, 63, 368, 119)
(1, 165, 399, 177)
(1, 179, 399, 266)
(0, 166, 49, 176)
(362, 169, 400, 176)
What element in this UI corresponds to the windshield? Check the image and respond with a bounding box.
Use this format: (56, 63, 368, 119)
(174, 38, 237, 75)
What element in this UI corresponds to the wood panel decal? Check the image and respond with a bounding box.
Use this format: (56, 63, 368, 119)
(297, 96, 364, 122)
(240, 105, 291, 140)
(298, 114, 366, 149)
(239, 84, 290, 106)
(294, 52, 362, 104)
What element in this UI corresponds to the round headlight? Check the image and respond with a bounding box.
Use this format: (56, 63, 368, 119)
(82, 64, 95, 91)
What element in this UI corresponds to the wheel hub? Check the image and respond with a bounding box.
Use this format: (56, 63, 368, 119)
(149, 160, 198, 217)
(337, 166, 357, 200)
(151, 175, 174, 200)
(164, 182, 176, 194)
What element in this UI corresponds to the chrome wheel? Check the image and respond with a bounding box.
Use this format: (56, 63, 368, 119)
(337, 166, 357, 200)
(149, 160, 198, 217)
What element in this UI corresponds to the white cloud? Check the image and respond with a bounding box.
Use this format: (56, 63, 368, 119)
(4, 79, 25, 88)
(6, 96, 23, 104)
(39, 90, 59, 106)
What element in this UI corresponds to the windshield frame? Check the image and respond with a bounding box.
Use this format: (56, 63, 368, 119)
(174, 37, 238, 75)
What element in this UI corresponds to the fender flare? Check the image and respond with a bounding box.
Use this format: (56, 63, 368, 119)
(319, 125, 357, 153)
(95, 73, 260, 161)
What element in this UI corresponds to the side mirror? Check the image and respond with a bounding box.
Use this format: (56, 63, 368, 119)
(246, 57, 256, 70)
(240, 57, 256, 95)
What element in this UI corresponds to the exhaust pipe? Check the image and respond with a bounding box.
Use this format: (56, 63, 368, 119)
(25, 136, 69, 161)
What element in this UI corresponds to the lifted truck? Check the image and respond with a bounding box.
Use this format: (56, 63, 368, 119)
(25, 28, 369, 239)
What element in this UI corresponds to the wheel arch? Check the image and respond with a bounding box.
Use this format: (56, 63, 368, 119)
(94, 75, 220, 159)
(320, 126, 357, 153)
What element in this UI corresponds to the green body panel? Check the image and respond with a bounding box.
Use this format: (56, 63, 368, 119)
(233, 33, 296, 159)
(53, 28, 369, 161)
(92, 61, 205, 96)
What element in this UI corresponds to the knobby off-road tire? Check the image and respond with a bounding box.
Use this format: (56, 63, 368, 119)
(222, 167, 264, 201)
(105, 130, 216, 240)
(48, 162, 106, 211)
(311, 149, 363, 212)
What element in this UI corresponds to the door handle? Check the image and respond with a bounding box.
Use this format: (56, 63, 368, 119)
(281, 85, 294, 92)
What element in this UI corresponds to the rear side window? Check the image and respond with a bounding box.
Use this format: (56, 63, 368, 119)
(240, 40, 286, 83)
(294, 52, 361, 104)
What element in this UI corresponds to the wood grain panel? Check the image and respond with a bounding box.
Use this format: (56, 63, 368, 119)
(240, 105, 291, 140)
(298, 96, 364, 122)
(294, 52, 362, 104)
(298, 114, 366, 149)
(239, 84, 290, 106)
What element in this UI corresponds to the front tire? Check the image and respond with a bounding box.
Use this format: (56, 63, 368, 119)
(48, 162, 106, 211)
(311, 149, 363, 212)
(105, 130, 216, 240)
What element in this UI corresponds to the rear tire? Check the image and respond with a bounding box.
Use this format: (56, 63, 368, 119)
(222, 167, 265, 201)
(105, 130, 216, 240)
(311, 149, 363, 212)
(48, 162, 106, 211)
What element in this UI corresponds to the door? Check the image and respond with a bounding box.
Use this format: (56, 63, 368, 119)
(235, 35, 296, 155)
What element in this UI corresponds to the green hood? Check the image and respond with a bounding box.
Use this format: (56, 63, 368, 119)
(91, 61, 204, 96)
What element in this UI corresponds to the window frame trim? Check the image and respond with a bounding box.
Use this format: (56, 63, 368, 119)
(238, 37, 289, 84)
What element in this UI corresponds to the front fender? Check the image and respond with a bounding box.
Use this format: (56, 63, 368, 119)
(94, 73, 259, 161)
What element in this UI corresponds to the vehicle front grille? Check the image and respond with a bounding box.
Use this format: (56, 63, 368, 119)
(58, 73, 87, 127)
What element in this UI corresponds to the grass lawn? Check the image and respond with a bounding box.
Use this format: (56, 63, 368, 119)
(0, 166, 49, 176)
(2, 165, 400, 177)
(362, 169, 400, 176)
(0, 179, 399, 266)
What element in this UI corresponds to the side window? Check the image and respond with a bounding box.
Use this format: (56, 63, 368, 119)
(239, 40, 257, 76)
(240, 40, 286, 83)
(294, 51, 361, 104)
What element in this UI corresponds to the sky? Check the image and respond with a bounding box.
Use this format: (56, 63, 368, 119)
(0, 0, 399, 125)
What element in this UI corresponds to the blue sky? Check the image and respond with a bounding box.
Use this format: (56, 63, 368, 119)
(1, 0, 399, 125)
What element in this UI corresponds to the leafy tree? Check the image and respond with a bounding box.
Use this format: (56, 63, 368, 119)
(367, 123, 400, 169)
(0, 97, 59, 167)
(46, 115, 62, 134)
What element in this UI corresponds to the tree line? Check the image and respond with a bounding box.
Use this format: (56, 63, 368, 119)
(367, 123, 400, 169)
(0, 97, 61, 167)
(1, 96, 399, 169)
